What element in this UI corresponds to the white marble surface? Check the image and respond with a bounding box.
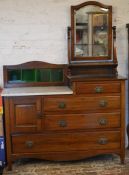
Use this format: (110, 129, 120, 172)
(1, 86, 73, 96)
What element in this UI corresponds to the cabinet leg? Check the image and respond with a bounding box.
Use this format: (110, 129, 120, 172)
(120, 155, 125, 164)
(7, 161, 12, 171)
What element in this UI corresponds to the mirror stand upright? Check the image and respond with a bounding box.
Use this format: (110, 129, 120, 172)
(68, 1, 118, 78)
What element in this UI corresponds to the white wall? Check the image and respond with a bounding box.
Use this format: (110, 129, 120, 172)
(0, 0, 129, 86)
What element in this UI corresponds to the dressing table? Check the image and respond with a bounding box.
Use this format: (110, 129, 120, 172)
(2, 1, 126, 170)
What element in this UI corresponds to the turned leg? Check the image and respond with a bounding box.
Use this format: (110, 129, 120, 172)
(120, 154, 125, 164)
(7, 159, 12, 171)
(120, 158, 125, 164)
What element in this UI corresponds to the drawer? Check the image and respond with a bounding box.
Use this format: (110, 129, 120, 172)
(76, 82, 121, 94)
(45, 113, 120, 131)
(43, 96, 120, 113)
(12, 131, 120, 153)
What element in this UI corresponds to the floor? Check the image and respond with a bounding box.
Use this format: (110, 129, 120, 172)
(2, 150, 129, 175)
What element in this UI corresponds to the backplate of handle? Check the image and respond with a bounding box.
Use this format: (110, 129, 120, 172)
(95, 87, 104, 93)
(99, 118, 108, 125)
(25, 141, 34, 148)
(58, 102, 66, 109)
(58, 120, 67, 127)
(99, 100, 108, 107)
(98, 138, 108, 145)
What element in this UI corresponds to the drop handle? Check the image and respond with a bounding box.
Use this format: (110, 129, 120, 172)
(58, 102, 66, 109)
(99, 100, 108, 107)
(25, 141, 34, 148)
(98, 138, 108, 145)
(58, 120, 67, 127)
(95, 87, 104, 93)
(99, 118, 108, 125)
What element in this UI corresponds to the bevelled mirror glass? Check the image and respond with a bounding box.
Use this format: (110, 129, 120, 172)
(71, 1, 112, 62)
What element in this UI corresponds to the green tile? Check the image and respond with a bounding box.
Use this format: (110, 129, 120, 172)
(8, 69, 21, 81)
(51, 69, 63, 82)
(8, 68, 64, 83)
(37, 69, 51, 82)
(22, 69, 35, 82)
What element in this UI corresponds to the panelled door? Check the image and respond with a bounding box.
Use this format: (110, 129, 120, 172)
(9, 96, 42, 133)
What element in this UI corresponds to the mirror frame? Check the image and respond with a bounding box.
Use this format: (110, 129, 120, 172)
(71, 1, 112, 62)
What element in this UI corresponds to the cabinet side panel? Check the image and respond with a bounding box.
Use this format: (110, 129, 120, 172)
(120, 80, 126, 163)
(3, 97, 12, 170)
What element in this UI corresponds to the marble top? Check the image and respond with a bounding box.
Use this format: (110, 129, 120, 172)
(1, 86, 73, 96)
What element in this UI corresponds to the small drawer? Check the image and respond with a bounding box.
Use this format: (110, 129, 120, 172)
(43, 96, 120, 113)
(12, 131, 120, 153)
(45, 112, 120, 131)
(76, 82, 121, 94)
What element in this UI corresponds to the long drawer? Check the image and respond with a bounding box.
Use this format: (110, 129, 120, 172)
(12, 131, 120, 153)
(43, 96, 120, 113)
(76, 82, 121, 94)
(44, 112, 120, 131)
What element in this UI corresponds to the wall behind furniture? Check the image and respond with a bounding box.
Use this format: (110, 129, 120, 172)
(0, 0, 128, 86)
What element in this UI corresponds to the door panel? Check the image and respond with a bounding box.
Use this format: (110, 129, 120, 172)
(9, 96, 42, 132)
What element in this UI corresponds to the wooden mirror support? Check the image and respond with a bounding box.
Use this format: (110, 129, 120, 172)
(126, 23, 129, 149)
(68, 1, 118, 77)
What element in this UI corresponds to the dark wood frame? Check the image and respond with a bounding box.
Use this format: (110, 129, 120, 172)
(3, 61, 68, 88)
(71, 1, 112, 62)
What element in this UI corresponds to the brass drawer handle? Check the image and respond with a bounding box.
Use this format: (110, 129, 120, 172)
(99, 118, 108, 125)
(99, 100, 108, 107)
(95, 87, 103, 93)
(25, 141, 34, 148)
(58, 120, 67, 127)
(98, 138, 108, 145)
(58, 102, 66, 109)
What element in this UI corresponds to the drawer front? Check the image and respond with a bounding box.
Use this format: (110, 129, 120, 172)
(43, 96, 120, 113)
(76, 82, 121, 94)
(45, 113, 120, 131)
(12, 131, 120, 153)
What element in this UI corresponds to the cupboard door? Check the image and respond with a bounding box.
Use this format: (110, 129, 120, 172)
(9, 96, 42, 133)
